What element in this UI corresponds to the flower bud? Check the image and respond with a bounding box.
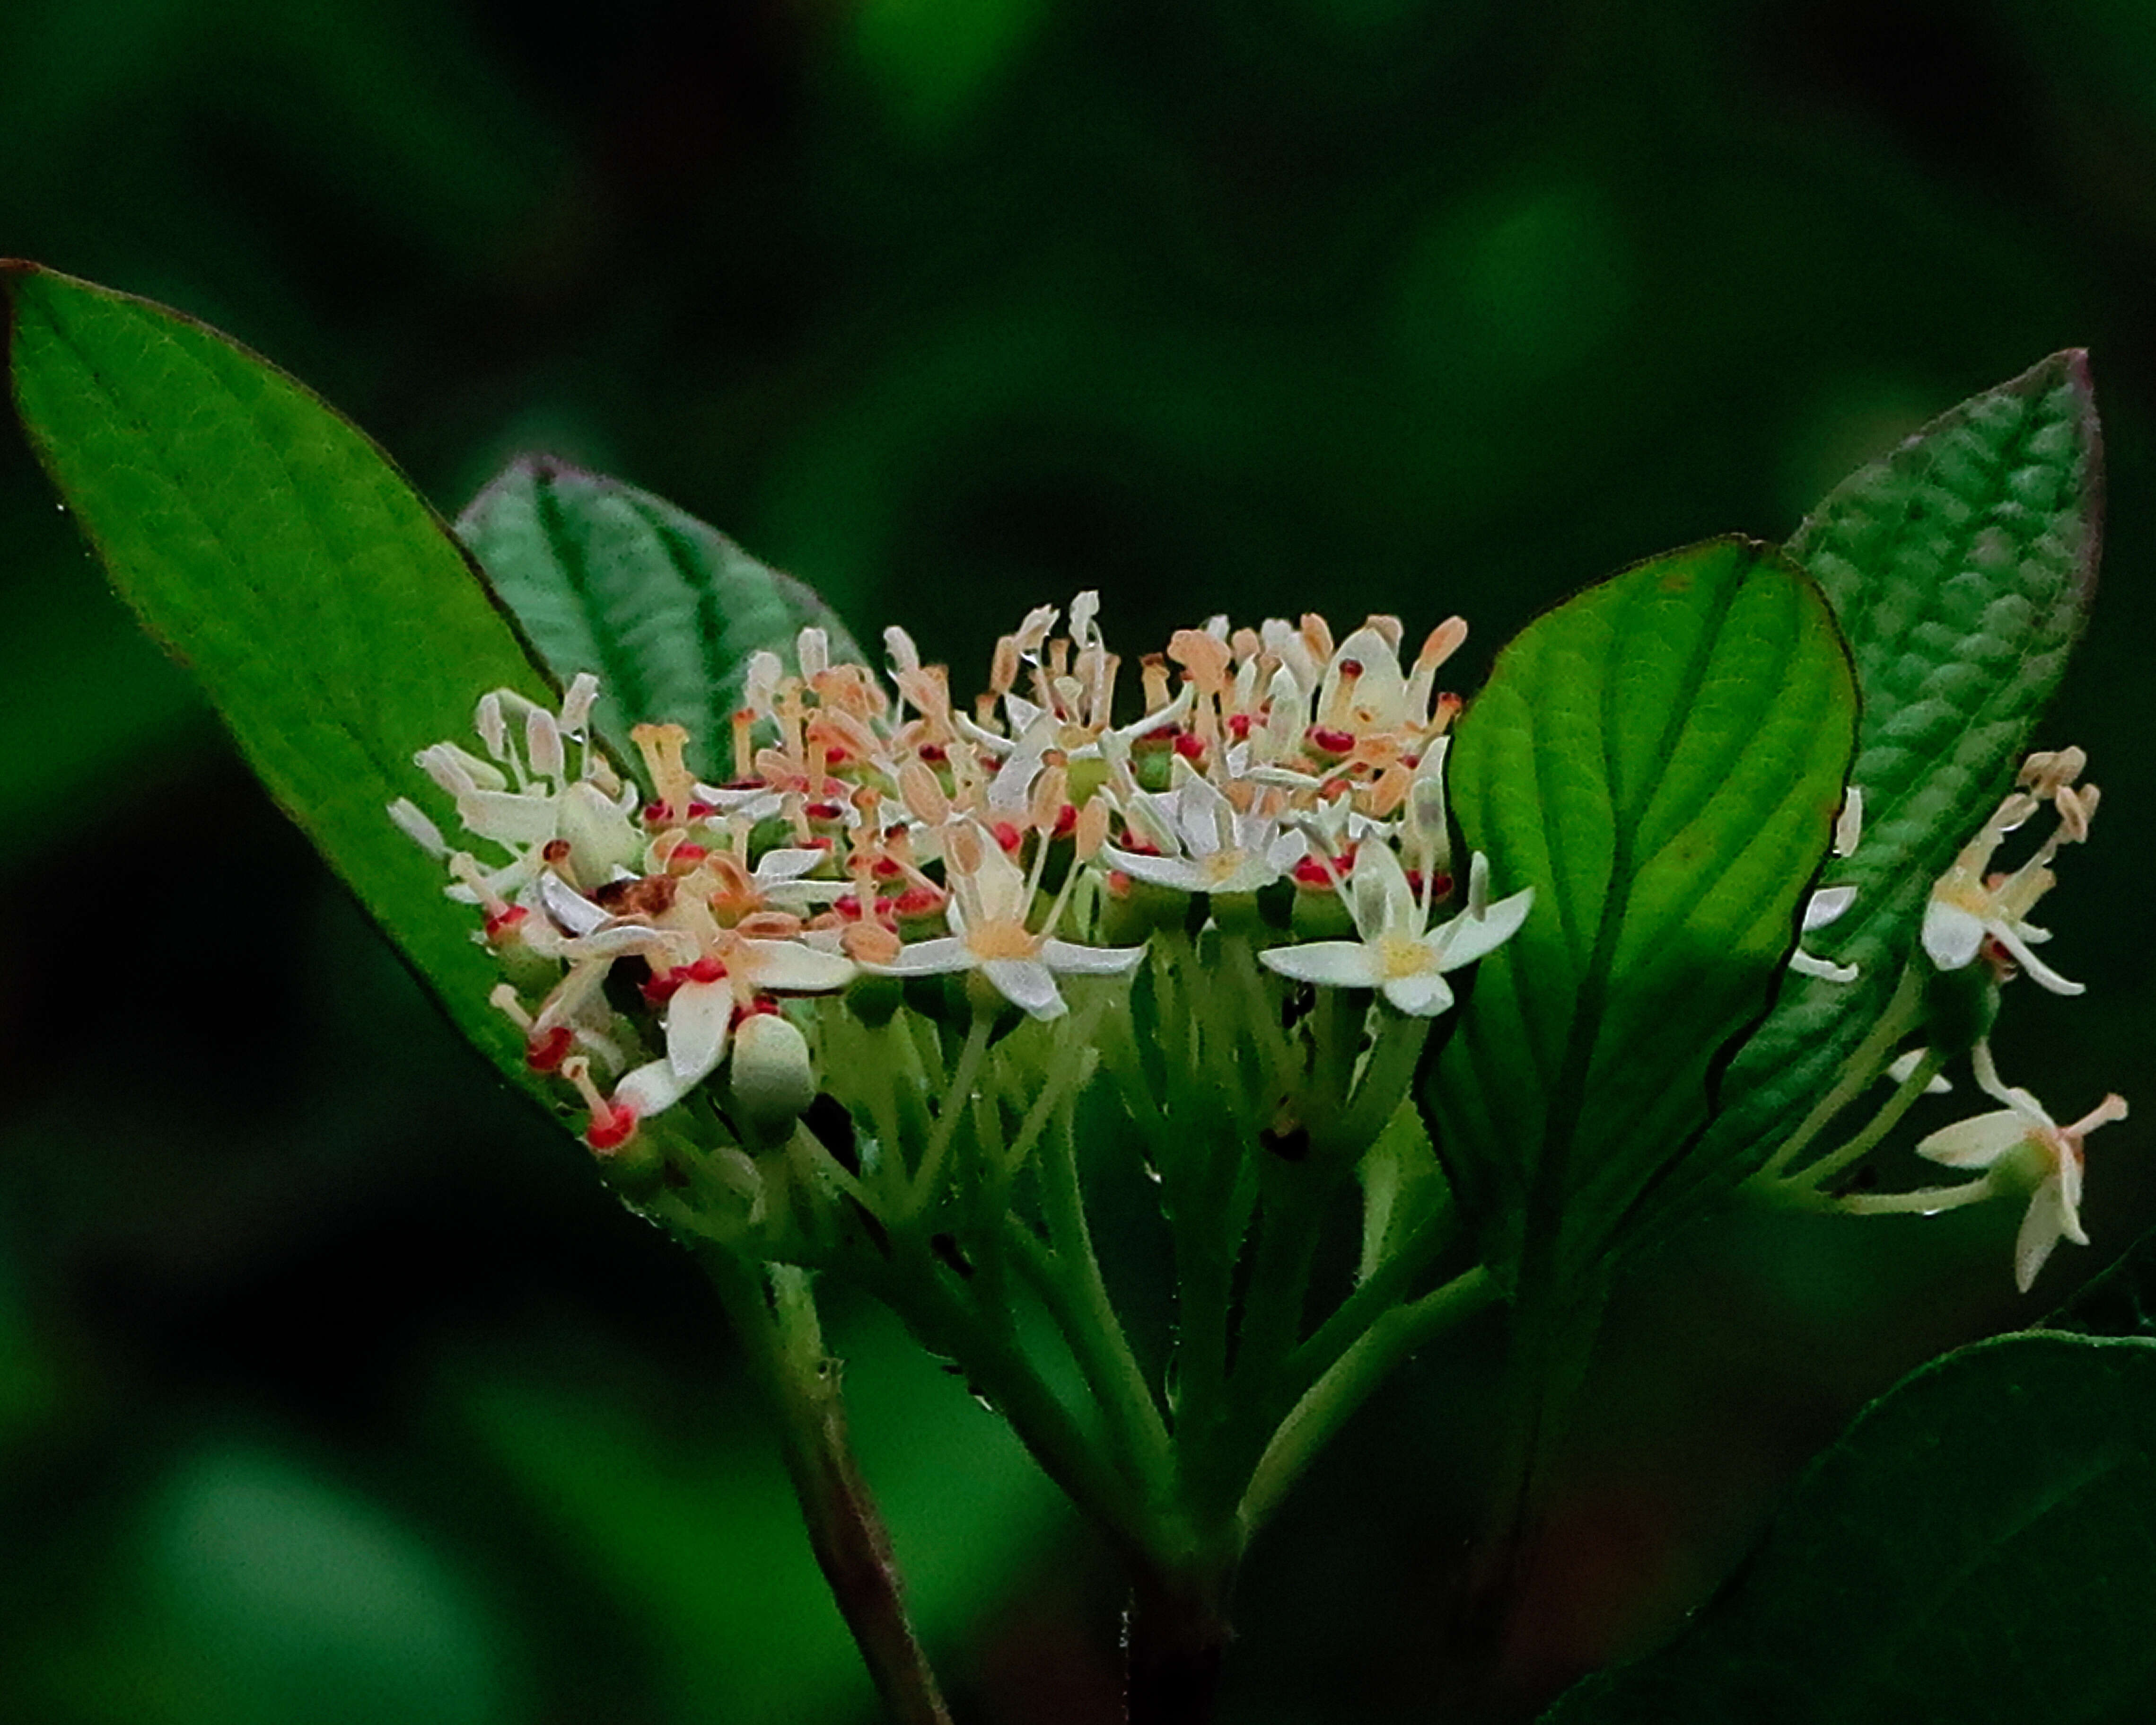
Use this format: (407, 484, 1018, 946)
(731, 1012, 818, 1134)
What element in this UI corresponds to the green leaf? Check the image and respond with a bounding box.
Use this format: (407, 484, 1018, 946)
(1542, 1333, 2156, 1725)
(1699, 355, 2099, 1177)
(1427, 538, 1858, 1290)
(456, 456, 863, 778)
(3, 263, 551, 1093)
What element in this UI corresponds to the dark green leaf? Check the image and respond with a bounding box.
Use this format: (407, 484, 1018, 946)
(1543, 1333, 2156, 1725)
(1427, 538, 1858, 1289)
(4, 263, 550, 1093)
(456, 456, 863, 778)
(1700, 355, 2100, 1178)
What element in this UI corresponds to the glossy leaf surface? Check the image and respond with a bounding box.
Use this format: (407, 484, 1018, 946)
(4, 264, 550, 1091)
(1544, 1333, 2156, 1725)
(1427, 538, 1858, 1287)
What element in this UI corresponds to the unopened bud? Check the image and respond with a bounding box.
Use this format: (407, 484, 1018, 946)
(732, 1012, 818, 1133)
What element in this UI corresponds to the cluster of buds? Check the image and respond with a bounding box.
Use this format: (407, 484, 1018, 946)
(390, 598, 1532, 1189)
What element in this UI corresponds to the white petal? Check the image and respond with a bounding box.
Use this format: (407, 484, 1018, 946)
(1100, 847, 1209, 893)
(1921, 900, 1985, 970)
(1430, 885, 1534, 969)
(387, 798, 449, 857)
(1040, 938, 1148, 976)
(615, 1057, 693, 1119)
(862, 936, 973, 977)
(1260, 941, 1386, 989)
(1802, 885, 1857, 932)
(2014, 1177, 2077, 1292)
(538, 872, 609, 935)
(1348, 843, 1416, 940)
(666, 981, 734, 1083)
(1987, 919, 2084, 996)
(457, 788, 561, 844)
(1381, 971, 1455, 1016)
(982, 958, 1067, 1019)
(1884, 1048, 1952, 1095)
(754, 848, 833, 883)
(1917, 1109, 2033, 1170)
(739, 939, 858, 994)
(1789, 948, 1860, 984)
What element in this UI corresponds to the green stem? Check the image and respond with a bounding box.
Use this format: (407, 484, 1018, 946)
(906, 1012, 992, 1218)
(1239, 1266, 1496, 1533)
(1284, 1197, 1457, 1404)
(1755, 964, 1925, 1181)
(1781, 1050, 1947, 1198)
(701, 1251, 953, 1725)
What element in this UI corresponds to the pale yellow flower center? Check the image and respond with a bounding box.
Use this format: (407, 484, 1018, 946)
(967, 920, 1043, 961)
(1377, 933, 1435, 979)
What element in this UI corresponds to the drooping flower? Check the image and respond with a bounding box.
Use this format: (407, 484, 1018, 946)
(1914, 1050, 2128, 1291)
(1259, 844, 1532, 1016)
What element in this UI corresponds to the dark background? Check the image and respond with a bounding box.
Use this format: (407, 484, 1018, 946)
(1, 2, 2150, 1720)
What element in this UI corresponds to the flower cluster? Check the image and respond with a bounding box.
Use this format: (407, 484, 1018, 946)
(392, 598, 1531, 1162)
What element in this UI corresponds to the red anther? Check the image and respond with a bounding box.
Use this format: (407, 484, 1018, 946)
(735, 996, 782, 1021)
(525, 1026, 574, 1073)
(992, 821, 1025, 854)
(684, 956, 727, 985)
(585, 1105, 639, 1153)
(1434, 692, 1463, 718)
(1053, 802, 1078, 837)
(806, 835, 836, 850)
(1228, 713, 1253, 740)
(668, 843, 709, 867)
(484, 905, 529, 940)
(643, 801, 673, 824)
(725, 776, 763, 791)
(641, 969, 684, 1007)
(834, 894, 862, 918)
(872, 896, 902, 925)
(1404, 869, 1455, 902)
(1118, 836, 1160, 857)
(1135, 727, 1174, 750)
(1402, 753, 1420, 769)
(1339, 658, 1364, 677)
(824, 745, 850, 766)
(871, 855, 903, 879)
(1106, 870, 1133, 896)
(685, 800, 717, 819)
(1293, 855, 1351, 889)
(893, 885, 945, 918)
(1308, 726, 1356, 755)
(805, 801, 845, 821)
(1173, 732, 1207, 762)
(542, 839, 572, 865)
(918, 743, 948, 763)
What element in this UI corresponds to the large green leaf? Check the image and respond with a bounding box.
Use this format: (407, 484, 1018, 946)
(456, 456, 863, 778)
(1427, 538, 1858, 1290)
(1700, 355, 2099, 1178)
(1543, 1333, 2156, 1725)
(3, 263, 549, 1091)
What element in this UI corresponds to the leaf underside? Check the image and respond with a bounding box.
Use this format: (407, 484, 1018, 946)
(456, 456, 864, 778)
(1428, 538, 1858, 1289)
(1696, 354, 2099, 1183)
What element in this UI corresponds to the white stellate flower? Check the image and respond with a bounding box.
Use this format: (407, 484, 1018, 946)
(1922, 763, 2097, 995)
(1099, 762, 1306, 896)
(1260, 845, 1533, 1016)
(1915, 1053, 2129, 1292)
(864, 819, 1143, 1019)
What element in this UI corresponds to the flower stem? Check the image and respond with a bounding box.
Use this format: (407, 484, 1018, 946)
(701, 1250, 953, 1725)
(1239, 1265, 1496, 1532)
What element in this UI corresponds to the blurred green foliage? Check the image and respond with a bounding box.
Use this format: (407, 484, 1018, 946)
(4, 1, 2154, 1719)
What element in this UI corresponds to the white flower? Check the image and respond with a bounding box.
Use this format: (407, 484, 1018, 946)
(864, 821, 1143, 1019)
(1917, 1075, 2128, 1292)
(1100, 763, 1306, 896)
(1922, 774, 2097, 996)
(1260, 845, 1533, 1016)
